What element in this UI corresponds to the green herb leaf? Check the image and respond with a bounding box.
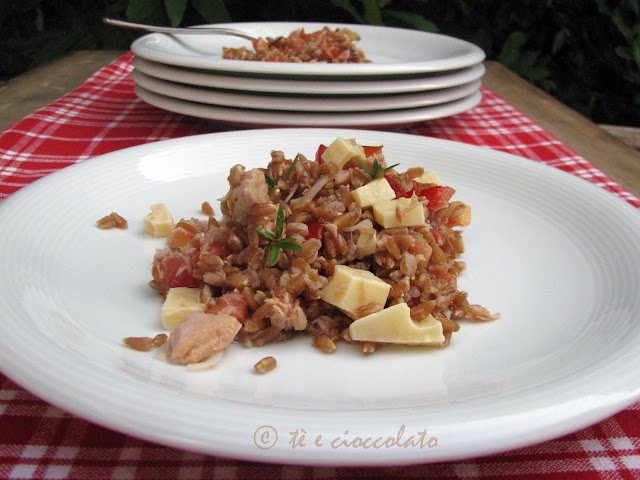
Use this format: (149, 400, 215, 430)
(266, 244, 281, 267)
(356, 160, 374, 179)
(275, 205, 285, 239)
(357, 159, 400, 180)
(277, 238, 304, 250)
(256, 226, 277, 241)
(282, 154, 299, 182)
(264, 173, 276, 188)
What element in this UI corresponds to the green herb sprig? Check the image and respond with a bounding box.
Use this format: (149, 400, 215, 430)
(264, 154, 299, 188)
(255, 204, 303, 267)
(356, 158, 399, 180)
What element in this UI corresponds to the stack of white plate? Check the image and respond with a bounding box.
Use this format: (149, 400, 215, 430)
(130, 22, 485, 128)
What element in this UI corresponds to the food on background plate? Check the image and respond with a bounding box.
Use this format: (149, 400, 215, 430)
(222, 27, 369, 64)
(137, 137, 498, 368)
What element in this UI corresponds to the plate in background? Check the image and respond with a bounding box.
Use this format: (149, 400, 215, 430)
(131, 22, 485, 76)
(131, 68, 482, 112)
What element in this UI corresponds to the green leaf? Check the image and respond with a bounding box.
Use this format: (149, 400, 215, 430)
(164, 0, 187, 26)
(256, 226, 277, 241)
(330, 0, 365, 23)
(266, 244, 281, 267)
(616, 45, 633, 60)
(277, 238, 304, 251)
(523, 66, 550, 82)
(282, 154, 299, 181)
(127, 0, 161, 22)
(264, 173, 276, 188)
(275, 205, 285, 239)
(385, 10, 438, 32)
(191, 0, 232, 23)
(362, 0, 383, 26)
(498, 31, 526, 68)
(356, 160, 374, 179)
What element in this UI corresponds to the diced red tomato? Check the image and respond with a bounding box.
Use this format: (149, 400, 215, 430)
(321, 42, 339, 59)
(206, 240, 232, 259)
(432, 229, 446, 246)
(315, 144, 327, 164)
(252, 38, 269, 52)
(206, 291, 248, 323)
(305, 221, 325, 241)
(192, 240, 232, 270)
(362, 145, 383, 157)
(152, 251, 198, 293)
(384, 174, 418, 199)
(419, 186, 455, 210)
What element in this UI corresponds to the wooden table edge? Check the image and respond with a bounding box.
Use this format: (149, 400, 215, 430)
(1, 51, 639, 199)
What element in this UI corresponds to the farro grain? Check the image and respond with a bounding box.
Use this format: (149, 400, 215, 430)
(254, 356, 277, 374)
(312, 335, 337, 353)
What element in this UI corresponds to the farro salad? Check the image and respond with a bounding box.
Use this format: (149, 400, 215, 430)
(222, 27, 368, 63)
(130, 138, 498, 368)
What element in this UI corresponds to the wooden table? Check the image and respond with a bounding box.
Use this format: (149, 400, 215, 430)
(2, 50, 639, 199)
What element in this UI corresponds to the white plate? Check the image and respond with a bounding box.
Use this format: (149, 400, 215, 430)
(131, 22, 485, 76)
(132, 56, 486, 95)
(131, 68, 481, 112)
(134, 85, 482, 127)
(2, 129, 640, 466)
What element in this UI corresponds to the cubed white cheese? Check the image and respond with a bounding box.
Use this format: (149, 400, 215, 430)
(349, 303, 445, 345)
(321, 137, 365, 169)
(144, 204, 174, 237)
(161, 287, 206, 330)
(414, 171, 440, 186)
(320, 265, 390, 318)
(355, 227, 377, 259)
(372, 195, 425, 228)
(352, 178, 396, 208)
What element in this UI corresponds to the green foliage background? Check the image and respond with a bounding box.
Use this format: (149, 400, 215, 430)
(2, 0, 639, 127)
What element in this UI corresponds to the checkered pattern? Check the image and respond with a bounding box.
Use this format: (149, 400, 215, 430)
(1, 53, 639, 479)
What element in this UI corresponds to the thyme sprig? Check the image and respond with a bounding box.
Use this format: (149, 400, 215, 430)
(264, 154, 299, 188)
(255, 204, 303, 267)
(356, 158, 399, 180)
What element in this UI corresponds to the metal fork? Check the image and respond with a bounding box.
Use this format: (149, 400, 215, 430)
(103, 18, 258, 41)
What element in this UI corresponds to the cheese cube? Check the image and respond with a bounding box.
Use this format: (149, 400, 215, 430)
(349, 303, 445, 345)
(144, 204, 174, 237)
(320, 265, 390, 318)
(321, 138, 365, 169)
(414, 171, 440, 186)
(352, 178, 396, 208)
(161, 287, 206, 330)
(373, 196, 425, 228)
(356, 227, 377, 259)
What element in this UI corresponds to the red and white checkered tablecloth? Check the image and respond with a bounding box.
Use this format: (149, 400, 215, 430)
(1, 52, 639, 479)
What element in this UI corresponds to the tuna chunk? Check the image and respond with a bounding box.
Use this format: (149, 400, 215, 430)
(231, 168, 270, 224)
(167, 312, 241, 365)
(250, 290, 308, 331)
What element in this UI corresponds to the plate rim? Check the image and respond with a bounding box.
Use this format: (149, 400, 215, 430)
(132, 56, 487, 95)
(131, 21, 486, 76)
(131, 67, 483, 112)
(133, 85, 483, 127)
